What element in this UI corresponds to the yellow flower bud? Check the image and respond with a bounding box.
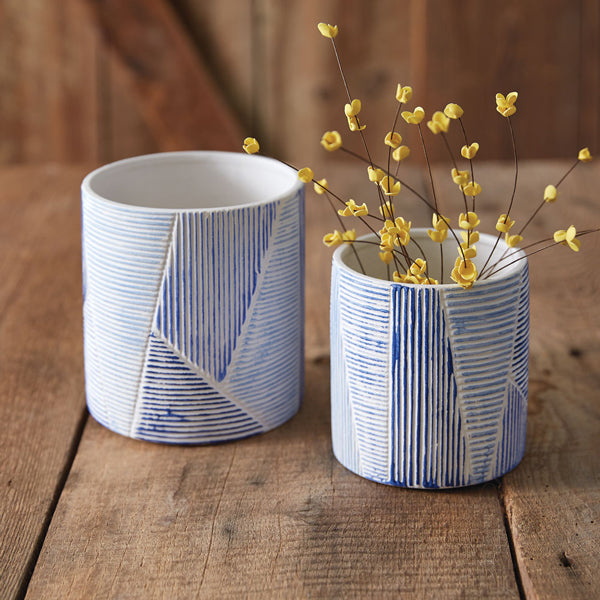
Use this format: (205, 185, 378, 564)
(380, 175, 401, 196)
(401, 107, 425, 125)
(544, 184, 558, 203)
(338, 199, 368, 217)
(344, 99, 362, 117)
(368, 166, 385, 183)
(379, 250, 394, 264)
(495, 214, 515, 233)
(323, 230, 343, 247)
(409, 258, 427, 276)
(427, 229, 448, 243)
(451, 257, 477, 289)
(314, 178, 328, 194)
(242, 137, 260, 154)
(392, 145, 410, 162)
(379, 200, 395, 219)
(297, 167, 314, 183)
(496, 92, 518, 117)
(395, 85, 413, 103)
(578, 147, 593, 162)
(505, 233, 523, 248)
(320, 130, 342, 151)
(462, 181, 482, 197)
(427, 111, 450, 134)
(460, 243, 477, 259)
(461, 143, 479, 159)
(451, 168, 469, 186)
(432, 213, 449, 231)
(317, 23, 338, 38)
(460, 230, 479, 244)
(347, 115, 366, 132)
(553, 225, 580, 251)
(384, 131, 403, 148)
(458, 211, 480, 230)
(342, 229, 357, 243)
(444, 103, 464, 119)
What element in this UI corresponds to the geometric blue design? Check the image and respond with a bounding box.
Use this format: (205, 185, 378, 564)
(154, 205, 277, 382)
(134, 334, 263, 443)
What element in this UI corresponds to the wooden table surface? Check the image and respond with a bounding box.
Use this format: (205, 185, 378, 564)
(1, 161, 599, 599)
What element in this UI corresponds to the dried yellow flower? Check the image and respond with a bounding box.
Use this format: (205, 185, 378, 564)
(338, 199, 368, 217)
(396, 85, 413, 103)
(385, 131, 403, 148)
(379, 250, 394, 264)
(432, 213, 449, 231)
(427, 111, 450, 134)
(461, 230, 479, 244)
(317, 23, 338, 38)
(461, 143, 479, 159)
(314, 178, 328, 194)
(458, 211, 480, 230)
(451, 168, 469, 186)
(460, 242, 477, 259)
(380, 175, 401, 196)
(347, 115, 366, 132)
(444, 103, 464, 120)
(323, 230, 343, 247)
(379, 200, 395, 219)
(427, 229, 447, 243)
(495, 214, 515, 233)
(392, 145, 410, 162)
(462, 181, 482, 196)
(242, 137, 260, 154)
(554, 225, 580, 251)
(344, 99, 362, 117)
(451, 257, 477, 289)
(401, 107, 425, 125)
(409, 258, 427, 276)
(578, 147, 593, 162)
(505, 233, 523, 248)
(297, 167, 314, 183)
(342, 229, 357, 243)
(496, 92, 518, 117)
(320, 130, 342, 151)
(368, 166, 385, 183)
(544, 184, 558, 203)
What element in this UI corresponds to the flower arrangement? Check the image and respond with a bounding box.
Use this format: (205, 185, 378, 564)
(243, 22, 597, 289)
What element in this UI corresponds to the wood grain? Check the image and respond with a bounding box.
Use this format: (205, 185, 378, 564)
(0, 166, 89, 598)
(0, 0, 99, 163)
(83, 0, 243, 153)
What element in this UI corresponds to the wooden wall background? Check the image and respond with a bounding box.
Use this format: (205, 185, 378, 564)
(0, 0, 598, 168)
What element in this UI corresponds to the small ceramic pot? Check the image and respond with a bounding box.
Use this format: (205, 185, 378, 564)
(82, 151, 304, 444)
(330, 230, 529, 488)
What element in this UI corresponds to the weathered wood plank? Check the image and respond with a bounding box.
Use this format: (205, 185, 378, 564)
(83, 0, 243, 152)
(0, 0, 99, 163)
(411, 0, 584, 162)
(25, 163, 518, 599)
(0, 166, 89, 598)
(499, 162, 600, 599)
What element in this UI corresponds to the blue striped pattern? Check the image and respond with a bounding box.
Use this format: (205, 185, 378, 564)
(442, 269, 527, 482)
(390, 286, 466, 488)
(134, 335, 263, 443)
(82, 193, 174, 436)
(330, 262, 392, 483)
(330, 249, 529, 488)
(130, 189, 304, 442)
(154, 205, 276, 381)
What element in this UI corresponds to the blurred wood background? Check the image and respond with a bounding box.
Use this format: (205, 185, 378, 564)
(0, 0, 598, 168)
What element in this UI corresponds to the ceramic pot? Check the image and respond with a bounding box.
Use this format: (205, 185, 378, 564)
(82, 151, 304, 444)
(330, 230, 529, 487)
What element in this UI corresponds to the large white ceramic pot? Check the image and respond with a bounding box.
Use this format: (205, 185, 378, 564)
(330, 230, 529, 488)
(82, 152, 304, 444)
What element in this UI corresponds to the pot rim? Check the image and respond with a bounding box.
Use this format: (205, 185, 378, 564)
(81, 151, 303, 213)
(332, 229, 528, 289)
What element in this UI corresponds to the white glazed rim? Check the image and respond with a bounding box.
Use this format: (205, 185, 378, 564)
(333, 229, 528, 289)
(81, 151, 303, 213)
